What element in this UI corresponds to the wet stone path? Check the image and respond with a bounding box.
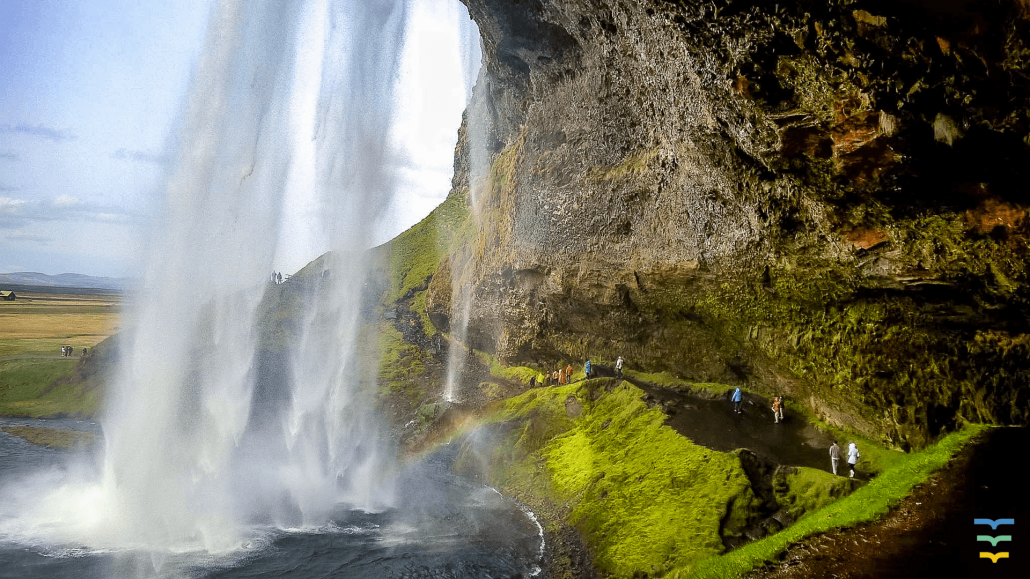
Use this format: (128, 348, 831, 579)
(634, 381, 837, 474)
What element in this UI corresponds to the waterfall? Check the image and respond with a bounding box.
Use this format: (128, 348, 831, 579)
(1, 0, 482, 555)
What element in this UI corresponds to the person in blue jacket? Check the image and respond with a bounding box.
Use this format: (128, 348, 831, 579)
(584, 359, 592, 379)
(731, 387, 742, 414)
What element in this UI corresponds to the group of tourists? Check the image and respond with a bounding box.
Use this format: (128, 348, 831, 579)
(530, 355, 626, 388)
(731, 387, 861, 478)
(60, 345, 85, 357)
(829, 441, 861, 478)
(534, 363, 575, 387)
(271, 271, 284, 284)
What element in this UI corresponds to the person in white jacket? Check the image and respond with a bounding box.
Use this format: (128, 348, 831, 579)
(847, 442, 860, 478)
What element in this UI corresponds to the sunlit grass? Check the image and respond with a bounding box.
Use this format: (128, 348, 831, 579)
(489, 380, 754, 578)
(0, 358, 100, 417)
(0, 292, 120, 357)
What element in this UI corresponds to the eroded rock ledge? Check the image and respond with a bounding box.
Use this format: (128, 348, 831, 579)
(432, 0, 1030, 447)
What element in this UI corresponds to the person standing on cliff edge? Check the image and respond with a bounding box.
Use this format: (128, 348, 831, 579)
(731, 387, 742, 414)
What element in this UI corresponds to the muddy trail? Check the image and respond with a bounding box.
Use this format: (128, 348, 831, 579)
(627, 377, 837, 475)
(745, 426, 1030, 579)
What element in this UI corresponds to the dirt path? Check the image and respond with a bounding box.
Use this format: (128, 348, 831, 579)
(744, 427, 1029, 579)
(629, 378, 837, 474)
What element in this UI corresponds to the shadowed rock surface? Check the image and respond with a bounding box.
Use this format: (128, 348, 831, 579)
(422, 0, 1030, 448)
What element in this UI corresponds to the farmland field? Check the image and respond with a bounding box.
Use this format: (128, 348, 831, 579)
(0, 289, 121, 358)
(0, 287, 121, 418)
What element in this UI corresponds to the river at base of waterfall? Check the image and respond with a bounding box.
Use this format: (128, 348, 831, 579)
(0, 420, 543, 579)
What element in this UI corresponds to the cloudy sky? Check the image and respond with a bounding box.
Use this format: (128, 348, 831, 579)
(1, 0, 480, 278)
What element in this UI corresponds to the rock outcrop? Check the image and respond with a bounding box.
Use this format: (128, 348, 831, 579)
(423, 0, 1030, 448)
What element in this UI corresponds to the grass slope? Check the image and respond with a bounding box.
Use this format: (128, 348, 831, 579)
(486, 380, 755, 577)
(0, 358, 98, 417)
(382, 190, 470, 304)
(685, 424, 984, 578)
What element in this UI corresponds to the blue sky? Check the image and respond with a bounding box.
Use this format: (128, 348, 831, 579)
(1, 0, 479, 278)
(1, 1, 211, 278)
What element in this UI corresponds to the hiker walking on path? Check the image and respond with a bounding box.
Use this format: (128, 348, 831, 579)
(731, 387, 742, 414)
(615, 356, 624, 379)
(847, 442, 860, 478)
(772, 395, 783, 423)
(565, 364, 573, 383)
(829, 441, 841, 475)
(585, 359, 592, 379)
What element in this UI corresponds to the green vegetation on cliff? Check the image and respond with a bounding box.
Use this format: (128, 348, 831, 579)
(383, 189, 470, 304)
(477, 379, 756, 577)
(0, 358, 98, 417)
(686, 424, 983, 579)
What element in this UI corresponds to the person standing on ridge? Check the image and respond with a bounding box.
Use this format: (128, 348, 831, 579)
(829, 441, 841, 475)
(615, 356, 624, 379)
(847, 442, 860, 478)
(731, 387, 742, 414)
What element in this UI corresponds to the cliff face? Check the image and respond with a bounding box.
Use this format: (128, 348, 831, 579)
(430, 0, 1030, 447)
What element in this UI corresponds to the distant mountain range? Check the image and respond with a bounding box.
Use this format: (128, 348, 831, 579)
(0, 272, 130, 291)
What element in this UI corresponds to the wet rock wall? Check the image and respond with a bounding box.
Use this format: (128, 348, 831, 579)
(430, 0, 1030, 447)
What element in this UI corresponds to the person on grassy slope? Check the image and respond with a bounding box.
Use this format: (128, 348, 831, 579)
(830, 441, 841, 475)
(848, 442, 860, 478)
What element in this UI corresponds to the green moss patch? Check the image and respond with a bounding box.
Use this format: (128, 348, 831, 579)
(377, 323, 427, 398)
(488, 380, 755, 577)
(686, 424, 984, 578)
(773, 466, 861, 521)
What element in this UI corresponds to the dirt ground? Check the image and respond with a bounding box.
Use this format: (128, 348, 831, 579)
(745, 427, 1030, 579)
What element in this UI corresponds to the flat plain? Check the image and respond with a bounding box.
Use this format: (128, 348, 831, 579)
(0, 289, 121, 358)
(0, 287, 121, 418)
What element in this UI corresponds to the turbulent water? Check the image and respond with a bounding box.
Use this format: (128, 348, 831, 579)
(0, 426, 544, 578)
(0, 0, 540, 576)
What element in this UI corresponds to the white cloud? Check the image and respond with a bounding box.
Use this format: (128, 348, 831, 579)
(112, 148, 168, 165)
(0, 196, 27, 214)
(5, 232, 53, 244)
(53, 195, 82, 208)
(0, 123, 77, 142)
(94, 212, 129, 223)
(0, 194, 139, 229)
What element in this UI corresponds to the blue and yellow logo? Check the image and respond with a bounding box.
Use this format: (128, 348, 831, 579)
(976, 519, 1014, 563)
